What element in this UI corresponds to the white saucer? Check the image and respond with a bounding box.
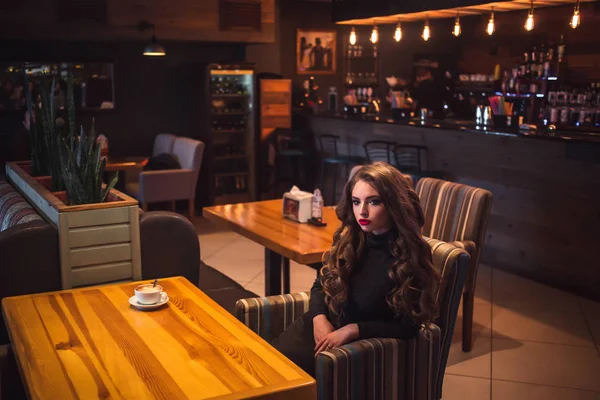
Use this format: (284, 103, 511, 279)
(129, 292, 169, 310)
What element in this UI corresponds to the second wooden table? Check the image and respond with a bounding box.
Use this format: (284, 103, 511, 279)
(202, 200, 340, 295)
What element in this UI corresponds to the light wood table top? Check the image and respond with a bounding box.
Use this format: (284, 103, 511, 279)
(1, 277, 315, 400)
(202, 199, 340, 265)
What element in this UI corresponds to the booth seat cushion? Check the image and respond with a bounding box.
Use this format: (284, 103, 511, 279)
(0, 181, 43, 232)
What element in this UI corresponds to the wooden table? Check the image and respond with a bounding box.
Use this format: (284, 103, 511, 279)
(105, 156, 148, 172)
(202, 199, 340, 295)
(1, 277, 315, 400)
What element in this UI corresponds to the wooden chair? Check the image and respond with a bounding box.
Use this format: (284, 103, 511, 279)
(415, 178, 493, 352)
(236, 238, 470, 400)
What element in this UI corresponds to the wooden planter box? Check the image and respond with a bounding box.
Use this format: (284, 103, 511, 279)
(5, 161, 142, 289)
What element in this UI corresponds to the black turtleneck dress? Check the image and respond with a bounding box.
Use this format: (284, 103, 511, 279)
(271, 230, 419, 377)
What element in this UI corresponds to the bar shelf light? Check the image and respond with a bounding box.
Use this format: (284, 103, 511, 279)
(349, 26, 357, 45)
(525, 1, 535, 31)
(422, 15, 431, 41)
(453, 12, 462, 37)
(370, 24, 379, 44)
(394, 22, 403, 42)
(487, 7, 495, 35)
(570, 0, 581, 28)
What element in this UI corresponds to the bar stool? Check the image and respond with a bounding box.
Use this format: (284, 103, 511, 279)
(271, 128, 311, 197)
(319, 134, 365, 205)
(394, 145, 451, 185)
(364, 140, 396, 163)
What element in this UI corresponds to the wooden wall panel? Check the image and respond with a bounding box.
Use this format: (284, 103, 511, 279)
(0, 0, 275, 43)
(308, 115, 600, 301)
(260, 79, 292, 139)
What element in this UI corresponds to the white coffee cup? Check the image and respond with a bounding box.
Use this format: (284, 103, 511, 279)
(134, 284, 164, 305)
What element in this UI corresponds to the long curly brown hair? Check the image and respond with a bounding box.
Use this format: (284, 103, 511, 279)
(321, 162, 441, 325)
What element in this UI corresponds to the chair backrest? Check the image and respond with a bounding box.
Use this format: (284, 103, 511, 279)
(318, 134, 340, 157)
(425, 237, 470, 399)
(364, 141, 395, 163)
(172, 137, 205, 196)
(153, 133, 177, 156)
(416, 178, 493, 291)
(394, 145, 425, 172)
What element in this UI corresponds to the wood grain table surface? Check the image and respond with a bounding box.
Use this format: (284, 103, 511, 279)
(202, 200, 340, 265)
(105, 156, 148, 172)
(1, 277, 315, 400)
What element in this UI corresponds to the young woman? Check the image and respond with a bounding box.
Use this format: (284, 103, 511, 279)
(271, 162, 441, 377)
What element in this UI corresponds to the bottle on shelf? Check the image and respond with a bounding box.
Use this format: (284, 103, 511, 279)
(530, 47, 538, 79)
(537, 45, 545, 79)
(520, 52, 529, 77)
(557, 34, 566, 63)
(355, 72, 362, 85)
(544, 43, 553, 78)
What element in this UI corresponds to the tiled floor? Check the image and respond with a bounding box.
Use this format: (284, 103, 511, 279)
(195, 217, 600, 400)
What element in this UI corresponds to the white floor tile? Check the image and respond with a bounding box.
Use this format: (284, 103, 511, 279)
(492, 338, 600, 392)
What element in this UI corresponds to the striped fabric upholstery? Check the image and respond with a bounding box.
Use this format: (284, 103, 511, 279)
(415, 178, 492, 292)
(235, 238, 469, 400)
(0, 181, 43, 232)
(235, 292, 311, 342)
(316, 324, 442, 400)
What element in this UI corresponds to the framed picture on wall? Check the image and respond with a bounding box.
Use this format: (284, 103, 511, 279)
(296, 29, 336, 75)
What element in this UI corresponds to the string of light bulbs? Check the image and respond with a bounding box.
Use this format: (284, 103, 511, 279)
(347, 0, 582, 45)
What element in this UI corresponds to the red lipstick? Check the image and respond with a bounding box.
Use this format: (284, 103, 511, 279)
(358, 219, 371, 226)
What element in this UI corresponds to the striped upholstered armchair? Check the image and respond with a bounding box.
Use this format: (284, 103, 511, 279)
(415, 178, 493, 353)
(236, 238, 469, 400)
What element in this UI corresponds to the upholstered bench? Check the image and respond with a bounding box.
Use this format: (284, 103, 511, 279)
(0, 180, 44, 231)
(0, 180, 61, 345)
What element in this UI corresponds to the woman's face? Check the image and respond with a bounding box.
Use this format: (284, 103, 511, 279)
(352, 179, 392, 235)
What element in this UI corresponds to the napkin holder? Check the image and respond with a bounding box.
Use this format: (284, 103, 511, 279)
(283, 187, 313, 223)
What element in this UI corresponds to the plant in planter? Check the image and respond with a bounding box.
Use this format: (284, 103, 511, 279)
(24, 66, 77, 189)
(59, 120, 118, 205)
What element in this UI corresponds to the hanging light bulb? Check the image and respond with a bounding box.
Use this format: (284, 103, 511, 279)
(570, 0, 581, 29)
(349, 27, 357, 45)
(453, 12, 462, 37)
(525, 1, 535, 31)
(487, 7, 495, 35)
(370, 24, 379, 44)
(422, 15, 431, 41)
(394, 22, 403, 42)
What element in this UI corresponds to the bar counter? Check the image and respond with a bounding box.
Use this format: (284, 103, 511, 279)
(307, 111, 600, 301)
(313, 112, 600, 144)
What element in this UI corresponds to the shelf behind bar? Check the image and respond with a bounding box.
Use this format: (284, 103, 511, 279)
(212, 129, 246, 134)
(211, 94, 250, 98)
(214, 155, 247, 160)
(212, 111, 248, 116)
(214, 171, 250, 177)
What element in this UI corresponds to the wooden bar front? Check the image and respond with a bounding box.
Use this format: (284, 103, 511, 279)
(308, 114, 600, 301)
